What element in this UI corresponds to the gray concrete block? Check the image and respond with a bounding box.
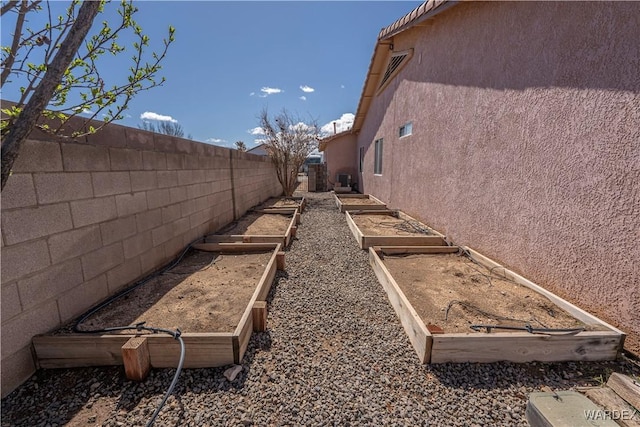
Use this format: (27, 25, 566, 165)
(526, 391, 619, 427)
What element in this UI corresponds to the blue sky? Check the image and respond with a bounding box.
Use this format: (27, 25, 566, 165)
(2, 1, 423, 149)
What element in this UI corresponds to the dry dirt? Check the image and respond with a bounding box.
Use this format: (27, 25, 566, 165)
(259, 197, 302, 209)
(352, 213, 436, 236)
(381, 252, 602, 334)
(217, 212, 293, 235)
(78, 250, 273, 333)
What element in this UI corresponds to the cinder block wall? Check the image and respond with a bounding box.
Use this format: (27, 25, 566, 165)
(0, 124, 281, 396)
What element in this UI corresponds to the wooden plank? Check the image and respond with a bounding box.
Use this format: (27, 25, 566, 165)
(252, 301, 267, 332)
(147, 333, 235, 368)
(33, 334, 129, 368)
(233, 308, 253, 365)
(345, 211, 365, 248)
(608, 373, 640, 411)
(369, 248, 432, 363)
(33, 333, 236, 369)
(377, 246, 459, 255)
(585, 387, 640, 427)
(464, 247, 626, 337)
(255, 244, 279, 301)
(192, 242, 279, 252)
(122, 337, 150, 381)
(362, 235, 447, 249)
(276, 251, 285, 270)
(430, 331, 622, 363)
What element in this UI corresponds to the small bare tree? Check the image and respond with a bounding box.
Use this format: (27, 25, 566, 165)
(234, 140, 247, 151)
(139, 120, 186, 137)
(259, 108, 320, 196)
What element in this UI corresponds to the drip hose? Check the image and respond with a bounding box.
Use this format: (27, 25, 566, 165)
(98, 323, 185, 427)
(470, 324, 585, 335)
(72, 236, 205, 333)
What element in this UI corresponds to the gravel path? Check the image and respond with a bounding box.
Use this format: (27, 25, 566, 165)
(2, 191, 639, 426)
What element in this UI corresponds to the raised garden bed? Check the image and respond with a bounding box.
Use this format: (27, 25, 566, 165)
(346, 210, 446, 249)
(33, 243, 283, 370)
(334, 193, 387, 213)
(207, 210, 297, 247)
(369, 245, 625, 364)
(249, 197, 305, 225)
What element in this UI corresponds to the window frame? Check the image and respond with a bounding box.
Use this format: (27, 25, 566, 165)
(374, 138, 383, 175)
(399, 122, 413, 138)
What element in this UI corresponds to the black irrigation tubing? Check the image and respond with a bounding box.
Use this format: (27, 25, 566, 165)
(470, 324, 586, 335)
(101, 323, 186, 427)
(72, 236, 206, 334)
(445, 299, 540, 326)
(70, 236, 208, 426)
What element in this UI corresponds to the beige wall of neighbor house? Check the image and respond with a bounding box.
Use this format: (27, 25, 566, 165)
(0, 123, 281, 397)
(321, 133, 358, 190)
(356, 2, 640, 354)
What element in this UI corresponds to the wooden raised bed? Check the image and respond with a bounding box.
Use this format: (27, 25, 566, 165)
(334, 193, 387, 213)
(250, 197, 305, 225)
(33, 243, 282, 370)
(369, 245, 625, 364)
(346, 210, 446, 249)
(207, 210, 298, 247)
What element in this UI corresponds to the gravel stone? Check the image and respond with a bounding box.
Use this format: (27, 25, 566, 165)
(2, 191, 639, 426)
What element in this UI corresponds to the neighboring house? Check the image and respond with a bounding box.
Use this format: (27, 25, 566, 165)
(323, 1, 640, 355)
(247, 143, 268, 156)
(319, 130, 357, 190)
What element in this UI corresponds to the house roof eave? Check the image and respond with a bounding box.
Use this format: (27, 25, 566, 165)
(351, 0, 460, 134)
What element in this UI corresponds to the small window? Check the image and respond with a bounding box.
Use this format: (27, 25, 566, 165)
(374, 138, 383, 175)
(399, 122, 412, 138)
(359, 147, 364, 173)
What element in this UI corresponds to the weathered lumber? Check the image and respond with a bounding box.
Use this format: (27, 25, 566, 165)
(346, 211, 447, 249)
(252, 301, 268, 332)
(430, 331, 622, 364)
(121, 337, 150, 381)
(276, 251, 285, 270)
(33, 333, 236, 368)
(585, 387, 640, 427)
(608, 373, 640, 412)
(369, 247, 432, 363)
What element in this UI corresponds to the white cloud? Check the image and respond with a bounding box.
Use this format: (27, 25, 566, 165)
(300, 85, 314, 93)
(248, 127, 265, 136)
(299, 96, 307, 101)
(140, 111, 178, 123)
(340, 84, 345, 89)
(253, 138, 268, 145)
(321, 112, 354, 135)
(260, 87, 282, 96)
(249, 92, 255, 96)
(206, 138, 227, 144)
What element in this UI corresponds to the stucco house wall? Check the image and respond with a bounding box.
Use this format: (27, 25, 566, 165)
(322, 133, 358, 190)
(357, 1, 639, 354)
(1, 123, 281, 396)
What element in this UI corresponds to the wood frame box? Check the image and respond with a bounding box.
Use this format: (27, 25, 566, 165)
(369, 245, 625, 364)
(207, 210, 298, 247)
(33, 243, 282, 370)
(334, 193, 388, 213)
(346, 210, 447, 249)
(253, 196, 306, 214)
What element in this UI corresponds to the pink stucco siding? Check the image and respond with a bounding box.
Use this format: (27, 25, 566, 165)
(357, 2, 639, 353)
